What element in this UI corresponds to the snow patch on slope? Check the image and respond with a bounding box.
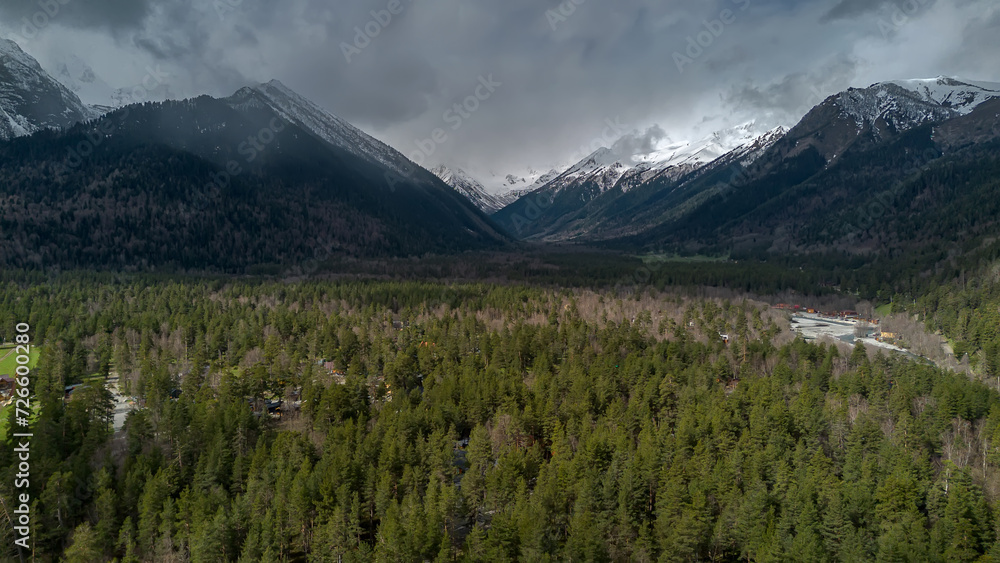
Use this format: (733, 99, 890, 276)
(887, 77, 1000, 115)
(534, 121, 788, 197)
(834, 77, 1000, 134)
(637, 121, 780, 170)
(431, 165, 506, 214)
(477, 168, 562, 196)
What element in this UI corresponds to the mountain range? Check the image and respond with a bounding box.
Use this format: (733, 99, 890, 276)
(489, 121, 788, 240)
(459, 77, 1000, 254)
(0, 39, 507, 270)
(2, 33, 1000, 277)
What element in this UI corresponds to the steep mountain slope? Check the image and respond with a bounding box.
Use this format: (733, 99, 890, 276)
(562, 125, 789, 241)
(757, 78, 999, 173)
(493, 122, 786, 240)
(0, 38, 96, 140)
(226, 80, 418, 177)
(488, 76, 999, 254)
(614, 78, 1000, 266)
(0, 84, 508, 270)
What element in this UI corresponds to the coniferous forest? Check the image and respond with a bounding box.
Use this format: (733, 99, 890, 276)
(2, 11, 1000, 562)
(3, 275, 1000, 562)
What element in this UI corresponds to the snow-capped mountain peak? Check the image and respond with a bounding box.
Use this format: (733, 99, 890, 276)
(886, 77, 1000, 115)
(0, 37, 42, 73)
(831, 77, 1000, 134)
(525, 121, 788, 200)
(431, 165, 508, 214)
(0, 37, 97, 140)
(636, 120, 780, 170)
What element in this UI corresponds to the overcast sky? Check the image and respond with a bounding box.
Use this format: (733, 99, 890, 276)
(2, 0, 998, 184)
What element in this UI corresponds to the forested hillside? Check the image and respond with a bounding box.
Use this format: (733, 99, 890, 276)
(3, 276, 1000, 561)
(0, 97, 508, 271)
(917, 263, 1000, 377)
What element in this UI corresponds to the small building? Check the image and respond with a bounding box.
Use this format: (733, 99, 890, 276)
(0, 375, 14, 400)
(321, 362, 347, 384)
(266, 399, 282, 415)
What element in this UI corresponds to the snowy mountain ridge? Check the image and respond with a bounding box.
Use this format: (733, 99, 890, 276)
(534, 121, 787, 199)
(225, 79, 418, 177)
(430, 165, 508, 214)
(0, 38, 97, 140)
(887, 77, 1000, 115)
(476, 168, 562, 195)
(833, 77, 1000, 134)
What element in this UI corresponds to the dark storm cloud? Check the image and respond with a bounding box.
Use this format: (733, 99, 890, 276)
(612, 126, 671, 158)
(821, 0, 880, 22)
(721, 57, 860, 124)
(0, 0, 997, 178)
(0, 0, 153, 32)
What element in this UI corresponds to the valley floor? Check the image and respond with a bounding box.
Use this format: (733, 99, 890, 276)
(790, 312, 930, 363)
